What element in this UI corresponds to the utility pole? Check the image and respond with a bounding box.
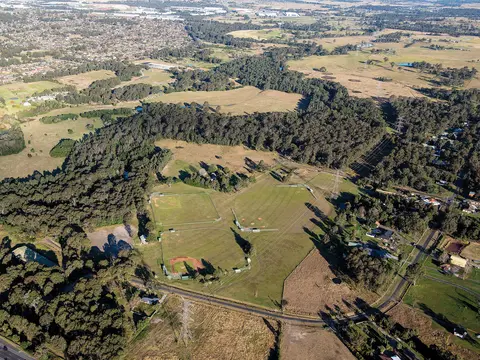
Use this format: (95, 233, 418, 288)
(331, 169, 340, 199)
(179, 297, 193, 345)
(396, 116, 405, 134)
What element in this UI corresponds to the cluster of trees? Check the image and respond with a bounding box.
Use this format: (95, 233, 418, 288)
(80, 108, 135, 125)
(319, 223, 393, 291)
(374, 31, 408, 43)
(344, 247, 394, 291)
(375, 140, 457, 193)
(180, 164, 255, 192)
(339, 305, 463, 360)
(374, 95, 479, 193)
(140, 100, 382, 168)
(49, 138, 76, 158)
(0, 127, 25, 156)
(152, 44, 222, 64)
(61, 77, 162, 105)
(330, 44, 359, 55)
(411, 61, 477, 86)
(185, 20, 262, 48)
(170, 69, 235, 92)
(40, 113, 78, 124)
(15, 100, 64, 120)
(0, 227, 139, 358)
(440, 209, 480, 240)
(79, 108, 134, 118)
(342, 193, 435, 235)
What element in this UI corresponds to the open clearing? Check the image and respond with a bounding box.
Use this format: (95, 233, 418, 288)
(157, 139, 279, 176)
(289, 32, 480, 98)
(126, 296, 277, 360)
(228, 28, 292, 40)
(0, 81, 63, 116)
(233, 182, 320, 231)
(283, 249, 376, 316)
(0, 117, 103, 180)
(151, 192, 219, 226)
(57, 70, 116, 89)
(281, 324, 356, 360)
(0, 102, 139, 179)
(307, 172, 359, 196)
(86, 224, 136, 253)
(404, 277, 480, 332)
(461, 242, 480, 261)
(147, 86, 302, 114)
(140, 169, 334, 307)
(161, 229, 246, 271)
(116, 68, 173, 87)
(289, 53, 430, 98)
(389, 303, 480, 359)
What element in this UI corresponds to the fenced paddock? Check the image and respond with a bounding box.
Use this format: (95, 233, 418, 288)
(150, 192, 220, 226)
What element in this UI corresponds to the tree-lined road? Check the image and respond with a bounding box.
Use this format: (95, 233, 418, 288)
(0, 338, 35, 360)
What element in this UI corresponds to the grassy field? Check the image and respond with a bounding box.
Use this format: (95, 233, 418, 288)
(0, 81, 63, 116)
(404, 277, 480, 332)
(147, 86, 302, 114)
(0, 117, 103, 179)
(117, 69, 173, 87)
(139, 167, 334, 307)
(423, 258, 480, 294)
(161, 228, 246, 271)
(57, 70, 116, 89)
(307, 172, 359, 196)
(157, 139, 279, 176)
(0, 102, 139, 179)
(288, 52, 431, 98)
(289, 31, 480, 98)
(151, 192, 220, 226)
(228, 28, 292, 40)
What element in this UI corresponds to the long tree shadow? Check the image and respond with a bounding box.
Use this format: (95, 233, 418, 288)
(198, 258, 216, 276)
(418, 302, 479, 347)
(417, 303, 457, 332)
(103, 234, 132, 259)
(263, 318, 280, 360)
(230, 228, 252, 255)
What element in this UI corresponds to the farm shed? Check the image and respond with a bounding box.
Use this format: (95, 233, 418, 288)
(450, 255, 468, 268)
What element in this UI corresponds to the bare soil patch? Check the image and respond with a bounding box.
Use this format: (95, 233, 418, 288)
(283, 249, 376, 316)
(281, 323, 355, 360)
(389, 303, 479, 360)
(169, 256, 203, 274)
(86, 224, 135, 252)
(156, 139, 278, 176)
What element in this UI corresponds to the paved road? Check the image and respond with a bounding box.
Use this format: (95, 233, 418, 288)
(376, 229, 439, 311)
(132, 230, 440, 326)
(0, 338, 34, 360)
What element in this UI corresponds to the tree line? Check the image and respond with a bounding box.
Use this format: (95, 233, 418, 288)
(23, 61, 145, 82)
